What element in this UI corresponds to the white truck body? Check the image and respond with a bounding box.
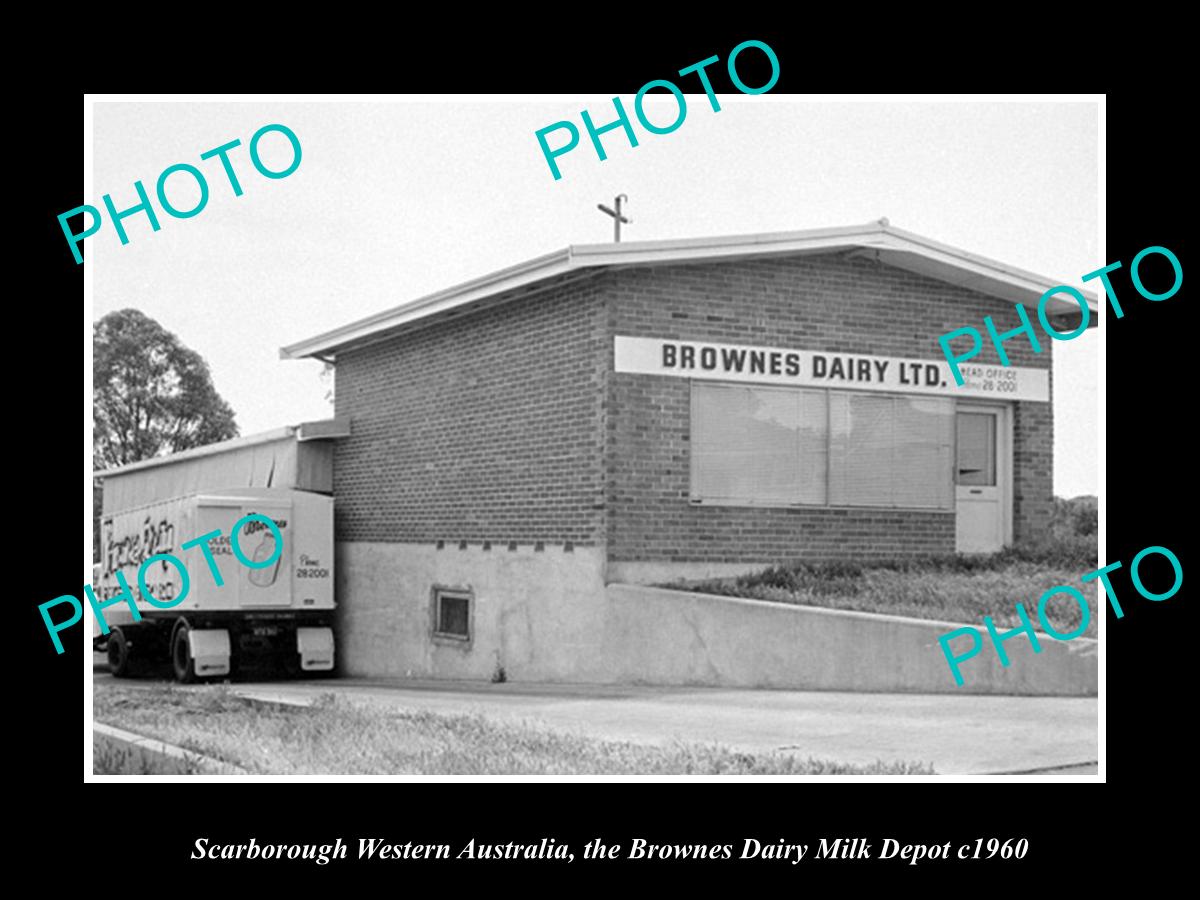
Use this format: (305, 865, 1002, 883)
(93, 486, 335, 678)
(96, 487, 334, 620)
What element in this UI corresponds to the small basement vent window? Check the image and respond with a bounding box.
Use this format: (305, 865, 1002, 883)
(432, 588, 472, 641)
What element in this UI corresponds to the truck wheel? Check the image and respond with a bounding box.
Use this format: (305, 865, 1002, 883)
(171, 620, 197, 684)
(108, 628, 131, 678)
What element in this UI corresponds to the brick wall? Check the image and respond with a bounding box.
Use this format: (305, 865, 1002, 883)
(606, 253, 1054, 562)
(1013, 395, 1054, 542)
(332, 251, 1055, 560)
(334, 277, 609, 545)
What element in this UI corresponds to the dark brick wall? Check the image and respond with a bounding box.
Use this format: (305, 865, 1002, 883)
(605, 253, 1054, 562)
(333, 278, 609, 545)
(331, 251, 1055, 561)
(1013, 395, 1054, 542)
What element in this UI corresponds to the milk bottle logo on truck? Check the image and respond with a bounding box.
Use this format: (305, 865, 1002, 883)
(239, 514, 287, 588)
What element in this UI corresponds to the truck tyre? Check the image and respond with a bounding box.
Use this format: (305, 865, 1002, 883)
(108, 627, 131, 678)
(170, 619, 197, 684)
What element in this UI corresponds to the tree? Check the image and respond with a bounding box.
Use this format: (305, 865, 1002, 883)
(319, 360, 335, 408)
(93, 309, 239, 469)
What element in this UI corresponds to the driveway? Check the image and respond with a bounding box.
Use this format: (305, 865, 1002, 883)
(95, 670, 1097, 775)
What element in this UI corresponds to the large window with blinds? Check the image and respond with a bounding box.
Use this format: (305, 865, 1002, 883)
(690, 383, 954, 510)
(691, 384, 828, 505)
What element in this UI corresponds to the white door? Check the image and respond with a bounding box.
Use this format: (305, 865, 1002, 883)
(955, 406, 1007, 553)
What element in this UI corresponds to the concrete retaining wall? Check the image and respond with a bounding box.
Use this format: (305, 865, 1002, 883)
(600, 585, 1096, 696)
(334, 543, 1095, 696)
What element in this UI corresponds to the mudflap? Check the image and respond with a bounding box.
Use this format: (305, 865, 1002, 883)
(189, 629, 232, 678)
(296, 627, 335, 672)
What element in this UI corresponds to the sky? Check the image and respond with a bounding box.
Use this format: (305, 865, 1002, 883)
(91, 98, 1099, 498)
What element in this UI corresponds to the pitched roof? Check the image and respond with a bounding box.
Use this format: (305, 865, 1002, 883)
(279, 220, 1099, 360)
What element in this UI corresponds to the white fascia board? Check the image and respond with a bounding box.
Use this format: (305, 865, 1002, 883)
(279, 226, 888, 360)
(567, 222, 885, 267)
(870, 224, 1100, 313)
(279, 248, 573, 360)
(279, 221, 1100, 359)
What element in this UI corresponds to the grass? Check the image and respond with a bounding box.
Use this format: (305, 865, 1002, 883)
(93, 739, 206, 775)
(94, 684, 934, 775)
(662, 538, 1100, 640)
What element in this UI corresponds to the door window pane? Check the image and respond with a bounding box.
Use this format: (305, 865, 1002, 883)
(956, 412, 996, 487)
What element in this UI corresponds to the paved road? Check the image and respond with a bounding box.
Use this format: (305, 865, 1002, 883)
(94, 668, 1098, 776)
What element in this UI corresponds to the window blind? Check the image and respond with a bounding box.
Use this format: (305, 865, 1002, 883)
(690, 382, 954, 510)
(828, 394, 953, 509)
(691, 383, 827, 504)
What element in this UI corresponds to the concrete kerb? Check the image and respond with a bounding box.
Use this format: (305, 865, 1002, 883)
(93, 722, 247, 775)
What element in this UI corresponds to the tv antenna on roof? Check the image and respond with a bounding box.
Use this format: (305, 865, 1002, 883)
(597, 194, 631, 242)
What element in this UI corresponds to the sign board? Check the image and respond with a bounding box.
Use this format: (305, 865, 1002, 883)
(614, 336, 1049, 402)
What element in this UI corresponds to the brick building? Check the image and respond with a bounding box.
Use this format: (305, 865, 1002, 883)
(281, 221, 1095, 684)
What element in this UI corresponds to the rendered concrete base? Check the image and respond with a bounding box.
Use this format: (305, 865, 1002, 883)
(334, 543, 1095, 696)
(336, 542, 612, 683)
(602, 585, 1097, 696)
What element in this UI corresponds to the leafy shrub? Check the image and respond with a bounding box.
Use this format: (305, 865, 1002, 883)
(1051, 495, 1098, 539)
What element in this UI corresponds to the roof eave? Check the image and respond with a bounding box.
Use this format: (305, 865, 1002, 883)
(873, 223, 1099, 315)
(279, 247, 575, 360)
(279, 221, 1099, 360)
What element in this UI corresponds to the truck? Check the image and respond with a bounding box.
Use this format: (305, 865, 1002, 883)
(92, 420, 348, 682)
(94, 486, 335, 682)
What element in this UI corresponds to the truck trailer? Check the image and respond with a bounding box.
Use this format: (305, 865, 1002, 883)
(92, 420, 348, 682)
